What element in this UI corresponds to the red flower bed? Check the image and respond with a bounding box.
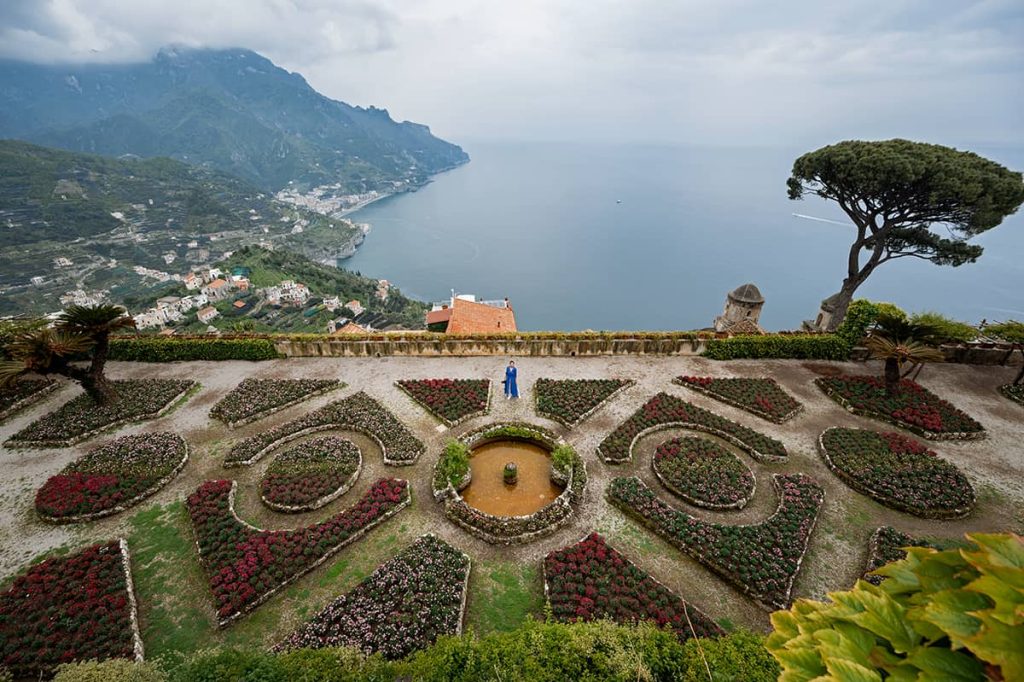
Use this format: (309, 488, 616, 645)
(819, 428, 974, 518)
(35, 433, 188, 521)
(675, 376, 802, 423)
(187, 477, 410, 625)
(653, 436, 755, 509)
(535, 378, 634, 427)
(396, 379, 490, 426)
(816, 375, 984, 439)
(260, 436, 360, 512)
(598, 392, 788, 463)
(545, 533, 722, 641)
(276, 534, 470, 658)
(0, 540, 141, 677)
(608, 473, 823, 610)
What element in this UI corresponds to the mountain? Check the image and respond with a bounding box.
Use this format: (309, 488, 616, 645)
(0, 47, 468, 191)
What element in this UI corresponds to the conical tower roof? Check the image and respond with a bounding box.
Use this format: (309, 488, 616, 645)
(728, 283, 764, 304)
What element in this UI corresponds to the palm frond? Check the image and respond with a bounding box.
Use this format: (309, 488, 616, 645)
(0, 360, 28, 387)
(57, 304, 132, 334)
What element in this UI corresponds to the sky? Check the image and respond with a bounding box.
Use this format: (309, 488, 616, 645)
(0, 0, 1021, 148)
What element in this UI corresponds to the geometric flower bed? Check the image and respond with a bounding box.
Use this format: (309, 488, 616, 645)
(1000, 383, 1024, 407)
(534, 378, 634, 427)
(674, 376, 802, 423)
(186, 477, 410, 625)
(395, 378, 490, 426)
(0, 540, 143, 678)
(862, 526, 935, 586)
(819, 428, 975, 519)
(0, 377, 58, 422)
(225, 391, 424, 466)
(5, 379, 197, 448)
(652, 436, 756, 509)
(815, 375, 985, 440)
(275, 534, 470, 659)
(607, 473, 824, 610)
(210, 378, 343, 427)
(35, 432, 189, 522)
(259, 436, 361, 512)
(597, 392, 789, 464)
(544, 533, 723, 641)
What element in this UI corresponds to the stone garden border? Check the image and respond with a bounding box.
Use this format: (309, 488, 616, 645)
(816, 428, 975, 520)
(37, 441, 191, 524)
(998, 383, 1024, 407)
(672, 376, 803, 424)
(815, 377, 986, 442)
(433, 421, 587, 545)
(191, 480, 412, 627)
(0, 379, 60, 423)
(259, 440, 363, 513)
(533, 379, 636, 428)
(118, 538, 147, 662)
(5, 381, 199, 449)
(599, 421, 787, 465)
(394, 378, 492, 427)
(213, 381, 345, 429)
(608, 474, 823, 612)
(651, 436, 756, 511)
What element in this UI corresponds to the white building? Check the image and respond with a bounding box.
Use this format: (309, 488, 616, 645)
(134, 310, 166, 330)
(323, 296, 341, 312)
(197, 306, 219, 324)
(345, 299, 365, 316)
(53, 257, 73, 268)
(183, 273, 201, 290)
(30, 276, 45, 287)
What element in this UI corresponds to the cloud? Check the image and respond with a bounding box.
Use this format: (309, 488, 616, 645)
(0, 0, 1021, 146)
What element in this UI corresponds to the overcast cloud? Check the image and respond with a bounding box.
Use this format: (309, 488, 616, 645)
(1, 0, 1021, 147)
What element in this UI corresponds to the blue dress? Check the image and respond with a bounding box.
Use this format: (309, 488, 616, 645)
(505, 366, 519, 398)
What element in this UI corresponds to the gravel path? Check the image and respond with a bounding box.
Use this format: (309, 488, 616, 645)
(1, 355, 1020, 634)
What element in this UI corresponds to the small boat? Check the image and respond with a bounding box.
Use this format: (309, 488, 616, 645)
(616, 199, 622, 204)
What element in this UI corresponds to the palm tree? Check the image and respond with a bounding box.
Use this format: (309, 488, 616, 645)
(0, 305, 134, 405)
(864, 314, 945, 395)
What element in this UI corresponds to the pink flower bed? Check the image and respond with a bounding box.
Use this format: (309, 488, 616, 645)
(396, 378, 490, 425)
(675, 376, 802, 422)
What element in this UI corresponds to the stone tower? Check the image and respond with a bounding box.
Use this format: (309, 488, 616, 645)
(713, 283, 765, 333)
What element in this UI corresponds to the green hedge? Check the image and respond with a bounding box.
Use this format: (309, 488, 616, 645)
(703, 334, 849, 360)
(109, 337, 279, 362)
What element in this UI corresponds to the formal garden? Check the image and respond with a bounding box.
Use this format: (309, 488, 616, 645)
(0, 308, 1022, 681)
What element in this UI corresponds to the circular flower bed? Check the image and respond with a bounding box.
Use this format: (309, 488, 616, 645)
(815, 375, 984, 440)
(35, 432, 189, 522)
(652, 436, 755, 509)
(534, 378, 634, 427)
(259, 436, 361, 512)
(818, 427, 975, 518)
(396, 378, 490, 426)
(674, 376, 802, 423)
(433, 422, 587, 545)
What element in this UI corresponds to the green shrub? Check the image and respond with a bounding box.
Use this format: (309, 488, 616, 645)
(703, 334, 848, 360)
(53, 660, 167, 682)
(874, 301, 907, 322)
(680, 630, 779, 682)
(109, 337, 279, 362)
(834, 299, 878, 348)
(436, 440, 470, 489)
(551, 444, 575, 473)
(983, 320, 1024, 343)
(909, 311, 977, 343)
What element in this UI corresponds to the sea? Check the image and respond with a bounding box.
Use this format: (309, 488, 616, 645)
(346, 141, 1024, 332)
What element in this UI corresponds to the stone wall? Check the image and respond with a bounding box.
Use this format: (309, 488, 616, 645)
(274, 335, 708, 357)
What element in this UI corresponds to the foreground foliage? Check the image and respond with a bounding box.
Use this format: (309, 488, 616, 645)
(210, 378, 342, 426)
(0, 541, 139, 678)
(259, 436, 360, 511)
(5, 379, 196, 446)
(534, 378, 634, 426)
(396, 378, 489, 425)
(675, 376, 802, 422)
(36, 433, 188, 521)
(862, 526, 949, 587)
(186, 477, 410, 624)
(608, 474, 823, 610)
(276, 535, 470, 659)
(767, 532, 1024, 682)
(545, 533, 722, 641)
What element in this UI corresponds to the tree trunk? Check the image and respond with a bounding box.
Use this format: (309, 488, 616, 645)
(822, 279, 860, 332)
(80, 371, 118, 406)
(884, 357, 901, 395)
(1015, 347, 1023, 385)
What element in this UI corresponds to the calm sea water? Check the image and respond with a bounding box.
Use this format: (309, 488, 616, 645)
(347, 142, 1024, 331)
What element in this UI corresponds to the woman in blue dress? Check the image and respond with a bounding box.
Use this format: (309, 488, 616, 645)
(504, 360, 519, 399)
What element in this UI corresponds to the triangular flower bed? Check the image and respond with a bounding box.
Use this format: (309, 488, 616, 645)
(544, 533, 723, 641)
(36, 432, 189, 522)
(863, 526, 948, 586)
(6, 379, 196, 448)
(0, 378, 58, 423)
(608, 473, 823, 610)
(674, 376, 802, 423)
(819, 428, 974, 519)
(395, 379, 490, 426)
(0, 540, 143, 678)
(225, 391, 424, 466)
(597, 392, 788, 463)
(275, 534, 470, 658)
(186, 477, 410, 625)
(815, 375, 984, 440)
(210, 378, 344, 427)
(535, 378, 635, 427)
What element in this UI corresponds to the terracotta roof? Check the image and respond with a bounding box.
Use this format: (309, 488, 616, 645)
(331, 322, 368, 335)
(232, 300, 246, 308)
(425, 307, 453, 326)
(728, 283, 764, 304)
(207, 279, 228, 289)
(446, 298, 517, 334)
(722, 318, 765, 335)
